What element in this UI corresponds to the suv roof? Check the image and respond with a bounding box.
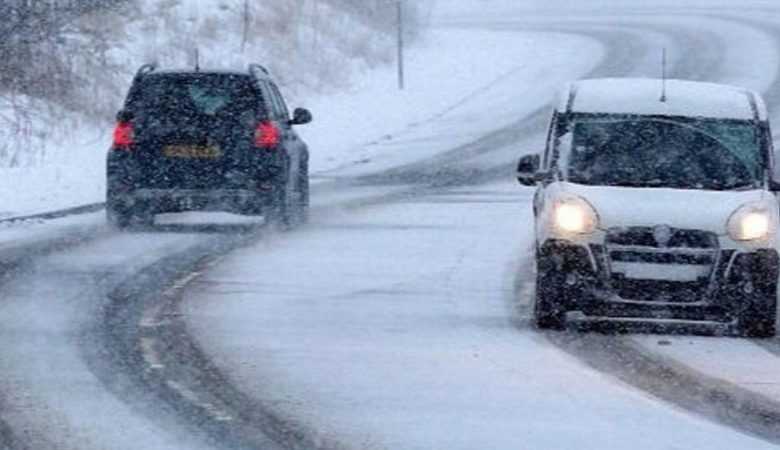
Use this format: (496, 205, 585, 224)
(558, 78, 767, 121)
(133, 63, 272, 81)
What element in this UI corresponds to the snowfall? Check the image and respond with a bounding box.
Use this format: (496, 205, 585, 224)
(0, 0, 780, 449)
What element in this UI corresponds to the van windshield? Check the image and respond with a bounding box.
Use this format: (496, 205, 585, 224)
(563, 117, 764, 190)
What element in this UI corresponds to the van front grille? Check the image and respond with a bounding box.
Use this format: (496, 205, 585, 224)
(605, 227, 718, 249)
(604, 227, 719, 303)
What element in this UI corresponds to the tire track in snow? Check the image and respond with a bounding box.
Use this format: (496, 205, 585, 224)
(85, 230, 300, 450)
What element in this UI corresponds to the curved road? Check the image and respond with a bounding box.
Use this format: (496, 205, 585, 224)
(1, 2, 780, 449)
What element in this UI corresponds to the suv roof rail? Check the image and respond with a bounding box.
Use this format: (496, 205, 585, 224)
(249, 64, 270, 78)
(135, 64, 157, 78)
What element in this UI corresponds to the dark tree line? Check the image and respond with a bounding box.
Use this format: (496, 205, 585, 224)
(0, 0, 130, 95)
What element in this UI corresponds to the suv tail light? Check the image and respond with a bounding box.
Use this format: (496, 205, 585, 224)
(113, 122, 135, 148)
(254, 121, 280, 149)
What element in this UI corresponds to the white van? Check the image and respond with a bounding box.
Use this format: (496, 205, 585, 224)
(517, 78, 779, 337)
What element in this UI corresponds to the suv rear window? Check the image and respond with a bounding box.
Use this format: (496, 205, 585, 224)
(127, 73, 262, 119)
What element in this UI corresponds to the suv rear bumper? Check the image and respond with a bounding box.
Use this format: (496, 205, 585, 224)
(108, 188, 273, 215)
(539, 240, 780, 323)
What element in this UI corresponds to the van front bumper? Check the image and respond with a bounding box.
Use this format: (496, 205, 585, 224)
(538, 239, 779, 323)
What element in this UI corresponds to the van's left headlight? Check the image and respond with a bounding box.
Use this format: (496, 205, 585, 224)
(552, 195, 599, 235)
(728, 203, 774, 241)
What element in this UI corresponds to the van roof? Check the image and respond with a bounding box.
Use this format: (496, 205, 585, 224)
(558, 78, 766, 121)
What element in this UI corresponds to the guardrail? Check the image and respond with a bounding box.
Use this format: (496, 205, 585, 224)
(0, 202, 104, 225)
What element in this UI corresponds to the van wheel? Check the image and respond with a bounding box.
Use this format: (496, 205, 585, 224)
(738, 305, 777, 338)
(534, 256, 568, 331)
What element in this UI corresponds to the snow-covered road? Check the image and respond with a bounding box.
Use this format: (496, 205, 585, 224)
(178, 4, 780, 450)
(3, 1, 780, 449)
(183, 183, 774, 449)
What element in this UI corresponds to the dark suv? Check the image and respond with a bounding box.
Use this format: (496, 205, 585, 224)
(106, 64, 312, 228)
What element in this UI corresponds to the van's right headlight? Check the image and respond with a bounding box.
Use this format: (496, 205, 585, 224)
(551, 196, 599, 235)
(727, 203, 774, 242)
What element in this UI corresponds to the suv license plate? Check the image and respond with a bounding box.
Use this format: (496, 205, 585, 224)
(164, 146, 222, 158)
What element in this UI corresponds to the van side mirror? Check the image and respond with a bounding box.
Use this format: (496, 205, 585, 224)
(290, 107, 312, 125)
(516, 154, 540, 186)
(116, 110, 133, 123)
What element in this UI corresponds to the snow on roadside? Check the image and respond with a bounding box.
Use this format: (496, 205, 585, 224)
(0, 112, 107, 218)
(631, 335, 780, 399)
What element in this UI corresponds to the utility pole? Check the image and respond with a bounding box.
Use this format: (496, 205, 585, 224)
(396, 0, 404, 90)
(312, 0, 321, 89)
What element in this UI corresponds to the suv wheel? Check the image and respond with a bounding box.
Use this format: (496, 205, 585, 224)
(295, 165, 310, 225)
(267, 173, 309, 230)
(266, 186, 295, 230)
(107, 207, 132, 229)
(107, 203, 153, 230)
(534, 255, 569, 330)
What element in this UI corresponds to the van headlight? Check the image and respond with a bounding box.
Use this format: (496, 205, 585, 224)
(552, 196, 599, 235)
(727, 203, 774, 241)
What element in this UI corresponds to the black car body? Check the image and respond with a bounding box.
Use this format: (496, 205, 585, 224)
(107, 64, 312, 228)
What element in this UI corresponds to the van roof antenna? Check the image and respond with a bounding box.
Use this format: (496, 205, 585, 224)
(195, 48, 200, 72)
(660, 46, 667, 103)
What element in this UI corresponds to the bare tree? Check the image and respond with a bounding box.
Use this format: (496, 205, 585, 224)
(0, 0, 130, 96)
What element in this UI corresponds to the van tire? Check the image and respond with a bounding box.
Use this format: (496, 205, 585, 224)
(534, 256, 568, 331)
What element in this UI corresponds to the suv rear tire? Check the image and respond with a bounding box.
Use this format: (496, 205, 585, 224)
(107, 204, 153, 230)
(266, 173, 309, 230)
(295, 165, 310, 225)
(107, 207, 131, 229)
(265, 186, 295, 230)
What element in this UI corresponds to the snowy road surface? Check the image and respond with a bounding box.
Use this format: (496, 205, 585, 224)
(183, 184, 774, 449)
(4, 1, 780, 449)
